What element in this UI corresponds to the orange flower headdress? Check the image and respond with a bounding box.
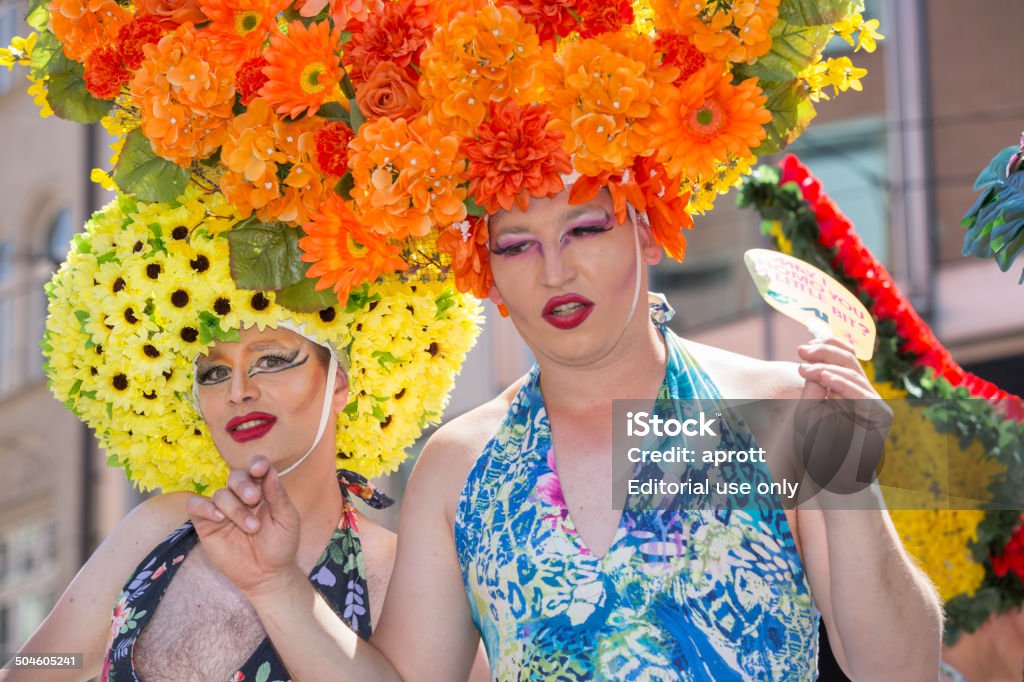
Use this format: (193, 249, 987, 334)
(5, 0, 881, 304)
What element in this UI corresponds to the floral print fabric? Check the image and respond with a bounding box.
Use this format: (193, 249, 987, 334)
(455, 320, 819, 681)
(102, 469, 391, 681)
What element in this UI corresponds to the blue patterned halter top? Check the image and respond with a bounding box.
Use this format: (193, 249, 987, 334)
(455, 308, 819, 681)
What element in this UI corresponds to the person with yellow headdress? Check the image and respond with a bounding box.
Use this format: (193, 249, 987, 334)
(172, 1, 941, 680)
(0, 0, 484, 675)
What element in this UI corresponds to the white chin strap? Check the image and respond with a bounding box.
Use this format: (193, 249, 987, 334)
(278, 352, 338, 477)
(626, 207, 643, 325)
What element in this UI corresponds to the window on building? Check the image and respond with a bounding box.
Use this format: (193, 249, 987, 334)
(785, 117, 891, 265)
(0, 516, 58, 655)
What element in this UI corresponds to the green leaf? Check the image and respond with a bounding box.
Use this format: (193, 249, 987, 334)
(255, 661, 271, 682)
(733, 21, 832, 83)
(751, 80, 816, 155)
(29, 31, 70, 79)
(434, 289, 456, 319)
(464, 194, 486, 218)
(25, 0, 50, 32)
(226, 218, 307, 290)
(35, 48, 116, 126)
(276, 269, 341, 313)
(778, 0, 863, 26)
(335, 172, 355, 200)
(348, 98, 366, 133)
(197, 311, 238, 344)
(316, 101, 350, 122)
(372, 350, 401, 367)
(112, 130, 190, 202)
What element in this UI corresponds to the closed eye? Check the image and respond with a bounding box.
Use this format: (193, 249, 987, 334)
(566, 223, 612, 239)
(490, 240, 535, 257)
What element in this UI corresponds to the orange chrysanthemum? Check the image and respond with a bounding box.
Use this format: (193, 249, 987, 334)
(653, 0, 779, 63)
(551, 31, 678, 177)
(419, 4, 556, 137)
(300, 193, 408, 302)
(49, 0, 132, 61)
(344, 0, 435, 85)
(261, 21, 344, 119)
(130, 24, 236, 167)
(436, 217, 492, 298)
(649, 66, 770, 182)
(463, 99, 571, 214)
(198, 0, 286, 70)
(348, 116, 466, 240)
(84, 46, 130, 99)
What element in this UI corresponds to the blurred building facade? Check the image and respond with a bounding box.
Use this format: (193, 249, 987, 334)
(0, 0, 1022, 660)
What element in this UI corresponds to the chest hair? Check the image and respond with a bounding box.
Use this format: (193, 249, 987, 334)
(133, 546, 268, 682)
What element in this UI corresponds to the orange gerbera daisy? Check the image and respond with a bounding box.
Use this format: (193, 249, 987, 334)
(261, 20, 344, 119)
(436, 217, 492, 298)
(130, 24, 236, 166)
(463, 99, 571, 214)
(198, 0, 286, 70)
(300, 193, 408, 302)
(49, 0, 132, 61)
(648, 66, 770, 183)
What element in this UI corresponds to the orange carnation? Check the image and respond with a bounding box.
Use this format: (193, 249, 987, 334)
(649, 66, 770, 182)
(314, 120, 355, 177)
(198, 0, 287, 70)
(577, 0, 633, 38)
(130, 24, 236, 167)
(117, 16, 167, 70)
(261, 21, 344, 119)
(355, 61, 423, 121)
(135, 0, 207, 27)
(300, 193, 408, 302)
(84, 46, 130, 99)
(235, 56, 269, 105)
(436, 217, 492, 298)
(491, 0, 576, 46)
(463, 99, 571, 214)
(656, 30, 710, 84)
(49, 0, 131, 61)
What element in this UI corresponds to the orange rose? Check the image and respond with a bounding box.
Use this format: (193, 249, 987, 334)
(135, 0, 206, 27)
(355, 61, 423, 121)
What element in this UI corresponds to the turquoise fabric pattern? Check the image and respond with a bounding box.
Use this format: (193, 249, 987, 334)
(455, 307, 819, 681)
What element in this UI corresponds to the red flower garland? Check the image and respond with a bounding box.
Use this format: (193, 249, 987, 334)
(779, 154, 1024, 423)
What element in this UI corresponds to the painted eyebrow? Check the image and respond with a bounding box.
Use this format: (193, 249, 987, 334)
(490, 207, 612, 237)
(200, 341, 303, 361)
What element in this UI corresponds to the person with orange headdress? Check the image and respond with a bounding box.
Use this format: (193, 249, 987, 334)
(183, 1, 942, 680)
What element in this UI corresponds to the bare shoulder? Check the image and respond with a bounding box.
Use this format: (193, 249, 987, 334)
(680, 338, 804, 400)
(98, 491, 192, 566)
(411, 376, 526, 523)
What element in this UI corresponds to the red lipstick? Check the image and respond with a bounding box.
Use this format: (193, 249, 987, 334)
(227, 412, 277, 443)
(542, 294, 594, 330)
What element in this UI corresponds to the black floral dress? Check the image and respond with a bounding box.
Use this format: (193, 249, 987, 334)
(101, 470, 392, 682)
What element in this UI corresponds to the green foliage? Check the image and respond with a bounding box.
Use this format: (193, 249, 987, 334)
(733, 21, 832, 83)
(961, 146, 1024, 283)
(778, 0, 864, 26)
(275, 265, 341, 313)
(112, 130, 190, 202)
(226, 217, 307, 290)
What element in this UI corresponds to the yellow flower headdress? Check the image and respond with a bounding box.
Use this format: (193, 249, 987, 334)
(44, 185, 482, 492)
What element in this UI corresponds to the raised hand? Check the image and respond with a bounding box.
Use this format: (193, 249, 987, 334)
(185, 456, 303, 596)
(793, 337, 892, 499)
